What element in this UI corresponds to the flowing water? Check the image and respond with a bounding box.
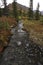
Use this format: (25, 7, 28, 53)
(0, 20, 43, 65)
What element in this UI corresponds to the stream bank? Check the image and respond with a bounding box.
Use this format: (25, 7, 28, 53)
(0, 20, 43, 65)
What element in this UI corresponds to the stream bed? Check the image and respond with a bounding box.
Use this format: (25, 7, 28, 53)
(0, 20, 43, 65)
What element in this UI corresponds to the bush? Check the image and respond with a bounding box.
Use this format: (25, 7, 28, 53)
(0, 22, 3, 29)
(40, 19, 43, 25)
(0, 21, 10, 30)
(3, 21, 10, 30)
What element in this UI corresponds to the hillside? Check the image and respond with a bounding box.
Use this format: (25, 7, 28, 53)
(8, 2, 28, 12)
(8, 2, 43, 15)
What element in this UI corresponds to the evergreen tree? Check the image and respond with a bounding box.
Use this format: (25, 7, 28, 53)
(19, 8, 22, 16)
(0, 8, 2, 17)
(13, 0, 18, 22)
(35, 3, 40, 20)
(28, 0, 33, 20)
(2, 0, 9, 16)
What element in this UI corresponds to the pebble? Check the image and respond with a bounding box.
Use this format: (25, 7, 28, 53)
(0, 22, 43, 65)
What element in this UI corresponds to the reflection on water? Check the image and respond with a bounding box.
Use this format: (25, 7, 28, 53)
(11, 20, 27, 41)
(10, 20, 29, 47)
(11, 20, 24, 34)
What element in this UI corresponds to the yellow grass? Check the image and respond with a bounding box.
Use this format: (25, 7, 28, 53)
(0, 16, 17, 51)
(23, 19, 43, 46)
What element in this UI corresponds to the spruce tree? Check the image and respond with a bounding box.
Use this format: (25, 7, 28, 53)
(28, 0, 33, 20)
(2, 0, 9, 16)
(19, 8, 22, 16)
(35, 3, 40, 20)
(13, 0, 18, 22)
(0, 8, 2, 17)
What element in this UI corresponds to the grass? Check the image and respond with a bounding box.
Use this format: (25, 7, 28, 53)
(0, 16, 17, 52)
(23, 19, 43, 46)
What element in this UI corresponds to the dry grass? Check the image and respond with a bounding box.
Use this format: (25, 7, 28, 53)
(0, 30, 11, 44)
(23, 19, 43, 46)
(0, 16, 17, 52)
(0, 16, 17, 26)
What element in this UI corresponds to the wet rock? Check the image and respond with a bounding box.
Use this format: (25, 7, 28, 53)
(0, 21, 43, 65)
(38, 62, 42, 65)
(17, 41, 22, 46)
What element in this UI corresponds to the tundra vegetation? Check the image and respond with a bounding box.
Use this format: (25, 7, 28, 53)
(0, 0, 43, 52)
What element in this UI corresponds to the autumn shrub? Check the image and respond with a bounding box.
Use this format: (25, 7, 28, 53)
(0, 16, 17, 30)
(40, 19, 43, 25)
(40, 16, 43, 24)
(0, 22, 3, 30)
(0, 21, 10, 30)
(0, 16, 17, 52)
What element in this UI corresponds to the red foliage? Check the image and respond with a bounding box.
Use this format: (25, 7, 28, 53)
(0, 16, 17, 26)
(0, 46, 4, 52)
